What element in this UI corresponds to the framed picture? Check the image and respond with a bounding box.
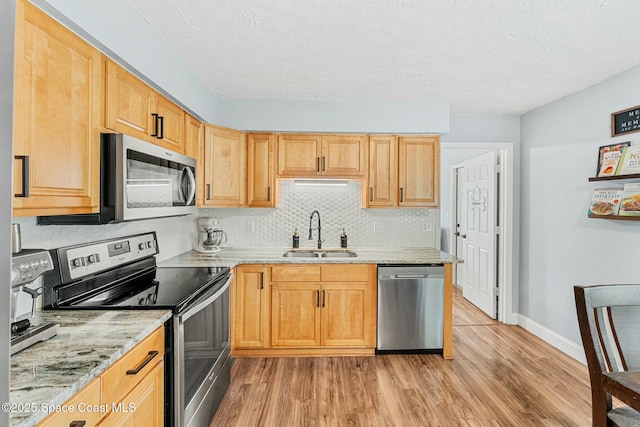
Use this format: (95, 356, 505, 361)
(596, 142, 631, 175)
(611, 105, 640, 136)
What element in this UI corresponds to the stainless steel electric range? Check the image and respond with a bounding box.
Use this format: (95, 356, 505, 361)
(42, 232, 232, 427)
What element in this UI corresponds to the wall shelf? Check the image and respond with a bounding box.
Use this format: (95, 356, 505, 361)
(588, 173, 640, 182)
(588, 214, 640, 221)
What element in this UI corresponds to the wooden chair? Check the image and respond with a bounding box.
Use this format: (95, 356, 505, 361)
(574, 284, 640, 427)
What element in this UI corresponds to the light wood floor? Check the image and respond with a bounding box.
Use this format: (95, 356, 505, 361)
(212, 287, 592, 426)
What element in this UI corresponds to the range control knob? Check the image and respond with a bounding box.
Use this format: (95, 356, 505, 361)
(19, 262, 30, 272)
(87, 254, 99, 264)
(40, 258, 50, 268)
(72, 258, 83, 268)
(139, 298, 146, 306)
(30, 260, 40, 269)
(139, 243, 146, 250)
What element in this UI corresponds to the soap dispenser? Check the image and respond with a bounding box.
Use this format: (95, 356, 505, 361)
(341, 228, 348, 248)
(293, 229, 300, 248)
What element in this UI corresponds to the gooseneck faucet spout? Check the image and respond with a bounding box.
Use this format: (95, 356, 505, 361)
(308, 210, 323, 249)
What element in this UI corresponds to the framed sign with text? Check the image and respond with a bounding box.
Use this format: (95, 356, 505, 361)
(612, 105, 640, 136)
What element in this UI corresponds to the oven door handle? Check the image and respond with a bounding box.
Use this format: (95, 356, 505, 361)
(178, 274, 232, 322)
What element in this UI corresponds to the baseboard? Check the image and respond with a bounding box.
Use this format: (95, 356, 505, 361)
(518, 314, 586, 365)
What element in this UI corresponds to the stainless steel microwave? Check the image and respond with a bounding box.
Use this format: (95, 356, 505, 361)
(38, 133, 196, 225)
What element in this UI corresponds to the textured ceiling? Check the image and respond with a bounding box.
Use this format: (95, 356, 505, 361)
(126, 0, 640, 115)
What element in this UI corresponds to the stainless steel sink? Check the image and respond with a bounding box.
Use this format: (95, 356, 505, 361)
(282, 250, 357, 258)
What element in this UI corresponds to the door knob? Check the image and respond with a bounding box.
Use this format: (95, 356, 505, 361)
(461, 234, 467, 239)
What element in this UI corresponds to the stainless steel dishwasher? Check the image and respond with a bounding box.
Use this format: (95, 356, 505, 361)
(377, 265, 445, 352)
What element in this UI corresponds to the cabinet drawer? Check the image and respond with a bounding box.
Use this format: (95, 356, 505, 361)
(37, 378, 102, 426)
(321, 264, 369, 282)
(271, 265, 321, 282)
(102, 327, 164, 406)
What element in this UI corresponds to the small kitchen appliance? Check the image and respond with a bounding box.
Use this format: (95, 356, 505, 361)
(42, 232, 232, 427)
(10, 249, 58, 355)
(195, 217, 227, 254)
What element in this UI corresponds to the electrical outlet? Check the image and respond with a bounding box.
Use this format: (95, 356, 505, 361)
(423, 222, 433, 232)
(372, 222, 378, 233)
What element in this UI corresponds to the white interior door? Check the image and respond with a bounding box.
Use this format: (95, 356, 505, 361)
(461, 151, 497, 318)
(455, 167, 465, 286)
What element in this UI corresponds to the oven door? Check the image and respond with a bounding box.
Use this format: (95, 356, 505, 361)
(173, 274, 232, 427)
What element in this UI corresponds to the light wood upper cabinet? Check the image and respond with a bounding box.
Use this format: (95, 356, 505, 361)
(247, 133, 276, 207)
(232, 266, 270, 349)
(398, 136, 440, 207)
(202, 125, 247, 207)
(13, 0, 101, 217)
(104, 59, 185, 153)
(155, 94, 185, 152)
(368, 134, 440, 208)
(321, 135, 367, 176)
(277, 134, 322, 177)
(277, 134, 367, 178)
(184, 113, 201, 159)
(368, 135, 398, 207)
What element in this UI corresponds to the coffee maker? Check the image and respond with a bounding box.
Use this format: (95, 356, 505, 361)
(10, 249, 59, 355)
(194, 217, 227, 254)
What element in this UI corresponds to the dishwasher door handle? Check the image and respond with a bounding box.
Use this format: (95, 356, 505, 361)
(393, 274, 430, 279)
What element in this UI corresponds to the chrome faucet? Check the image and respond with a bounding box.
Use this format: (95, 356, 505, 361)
(308, 210, 324, 249)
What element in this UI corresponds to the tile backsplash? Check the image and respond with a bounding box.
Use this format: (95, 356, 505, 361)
(201, 181, 440, 249)
(13, 181, 440, 257)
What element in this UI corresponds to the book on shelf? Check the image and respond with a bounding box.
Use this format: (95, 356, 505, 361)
(615, 146, 640, 176)
(598, 151, 624, 177)
(588, 188, 623, 216)
(596, 142, 631, 176)
(618, 183, 640, 216)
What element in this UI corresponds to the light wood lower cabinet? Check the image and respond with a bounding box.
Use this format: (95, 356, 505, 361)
(232, 264, 376, 356)
(36, 327, 164, 427)
(232, 266, 270, 349)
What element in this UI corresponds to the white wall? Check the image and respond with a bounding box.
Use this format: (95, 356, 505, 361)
(1, 1, 16, 423)
(219, 99, 450, 133)
(520, 64, 640, 346)
(32, 0, 221, 123)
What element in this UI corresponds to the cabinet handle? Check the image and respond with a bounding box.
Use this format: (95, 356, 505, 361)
(369, 187, 373, 202)
(14, 155, 30, 198)
(207, 184, 211, 200)
(69, 422, 86, 427)
(267, 186, 271, 201)
(316, 157, 320, 172)
(157, 116, 164, 139)
(322, 290, 325, 308)
(316, 290, 320, 307)
(400, 187, 404, 202)
(260, 272, 264, 290)
(151, 113, 159, 137)
(126, 350, 159, 375)
(322, 156, 326, 171)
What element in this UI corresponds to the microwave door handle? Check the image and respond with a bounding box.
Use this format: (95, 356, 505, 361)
(178, 167, 187, 204)
(182, 167, 196, 205)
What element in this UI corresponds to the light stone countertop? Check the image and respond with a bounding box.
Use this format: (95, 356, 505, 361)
(10, 309, 171, 427)
(158, 246, 461, 268)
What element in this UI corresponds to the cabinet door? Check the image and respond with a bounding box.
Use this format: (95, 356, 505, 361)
(104, 60, 155, 142)
(233, 266, 269, 349)
(247, 133, 276, 207)
(203, 125, 247, 207)
(368, 135, 397, 207)
(155, 94, 185, 153)
(271, 284, 321, 347)
(13, 0, 101, 216)
(398, 136, 440, 207)
(36, 378, 102, 426)
(277, 134, 322, 177)
(184, 114, 201, 159)
(321, 284, 373, 347)
(321, 135, 367, 177)
(99, 360, 164, 427)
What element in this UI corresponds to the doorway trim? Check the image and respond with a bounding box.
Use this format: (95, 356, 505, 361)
(443, 142, 517, 325)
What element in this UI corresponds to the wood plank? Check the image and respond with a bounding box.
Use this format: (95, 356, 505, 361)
(213, 290, 592, 426)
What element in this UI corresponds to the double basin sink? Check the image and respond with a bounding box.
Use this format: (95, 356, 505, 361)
(282, 249, 357, 258)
